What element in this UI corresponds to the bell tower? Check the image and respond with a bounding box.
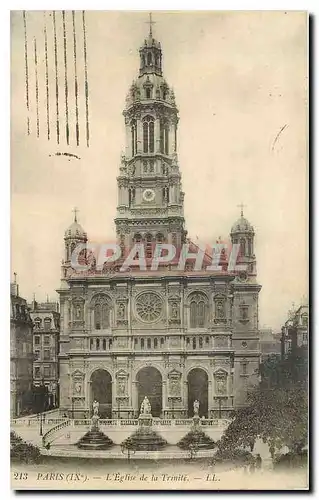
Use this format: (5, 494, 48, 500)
(114, 14, 187, 257)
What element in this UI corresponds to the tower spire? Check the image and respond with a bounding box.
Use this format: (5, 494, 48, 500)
(72, 206, 79, 223)
(237, 202, 246, 217)
(147, 12, 155, 37)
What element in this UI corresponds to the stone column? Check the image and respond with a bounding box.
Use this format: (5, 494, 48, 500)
(155, 118, 160, 153)
(208, 379, 213, 416)
(169, 123, 175, 156)
(183, 380, 188, 416)
(162, 380, 167, 416)
(132, 380, 138, 417)
(137, 120, 143, 153)
(125, 123, 131, 158)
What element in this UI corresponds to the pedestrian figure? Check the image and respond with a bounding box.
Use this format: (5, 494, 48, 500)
(249, 457, 256, 474)
(256, 453, 262, 470)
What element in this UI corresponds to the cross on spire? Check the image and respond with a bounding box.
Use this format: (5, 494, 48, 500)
(146, 12, 156, 37)
(72, 206, 79, 223)
(237, 203, 246, 217)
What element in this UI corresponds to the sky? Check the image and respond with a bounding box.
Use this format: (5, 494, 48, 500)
(11, 11, 308, 331)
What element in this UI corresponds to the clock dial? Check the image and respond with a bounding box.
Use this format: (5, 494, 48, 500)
(143, 189, 155, 202)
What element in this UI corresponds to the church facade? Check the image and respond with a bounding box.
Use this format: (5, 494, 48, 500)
(57, 24, 261, 420)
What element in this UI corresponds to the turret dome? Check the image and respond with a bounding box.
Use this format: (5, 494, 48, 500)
(64, 209, 87, 240)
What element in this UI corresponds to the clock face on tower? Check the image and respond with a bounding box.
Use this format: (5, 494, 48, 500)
(142, 189, 155, 202)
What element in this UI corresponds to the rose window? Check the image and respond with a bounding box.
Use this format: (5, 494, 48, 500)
(136, 292, 162, 323)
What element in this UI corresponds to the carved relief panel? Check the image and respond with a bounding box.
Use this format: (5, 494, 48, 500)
(115, 369, 129, 406)
(116, 295, 128, 326)
(72, 369, 85, 397)
(168, 293, 181, 324)
(214, 335, 229, 349)
(214, 369, 228, 396)
(213, 294, 227, 324)
(168, 369, 182, 399)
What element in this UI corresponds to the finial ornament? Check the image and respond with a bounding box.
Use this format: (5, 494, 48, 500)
(146, 12, 156, 37)
(237, 203, 246, 217)
(72, 207, 79, 223)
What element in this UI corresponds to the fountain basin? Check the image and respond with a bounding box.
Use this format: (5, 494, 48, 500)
(77, 429, 114, 450)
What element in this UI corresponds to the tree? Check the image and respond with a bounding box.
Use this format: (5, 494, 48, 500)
(219, 348, 308, 455)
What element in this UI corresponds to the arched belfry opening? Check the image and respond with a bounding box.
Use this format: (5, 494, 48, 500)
(187, 368, 208, 417)
(136, 367, 162, 417)
(90, 369, 112, 418)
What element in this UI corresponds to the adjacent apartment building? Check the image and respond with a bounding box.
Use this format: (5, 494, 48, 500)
(29, 300, 60, 408)
(10, 277, 33, 417)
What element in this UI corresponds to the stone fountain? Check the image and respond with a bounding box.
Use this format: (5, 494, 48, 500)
(121, 396, 167, 451)
(177, 400, 215, 450)
(77, 400, 114, 450)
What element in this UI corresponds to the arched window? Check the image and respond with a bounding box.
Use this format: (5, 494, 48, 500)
(248, 238, 252, 256)
(141, 338, 145, 349)
(109, 339, 113, 349)
(145, 88, 151, 99)
(240, 238, 246, 257)
(149, 159, 155, 173)
(143, 116, 155, 153)
(147, 338, 151, 349)
(143, 122, 148, 153)
(102, 339, 106, 350)
(134, 233, 142, 244)
(162, 186, 169, 204)
(145, 233, 153, 259)
(128, 187, 135, 207)
(44, 317, 52, 331)
(134, 338, 138, 346)
(160, 120, 169, 154)
(34, 317, 42, 330)
(160, 337, 164, 347)
(90, 338, 94, 350)
(189, 292, 208, 328)
(199, 337, 203, 348)
(96, 338, 100, 350)
(205, 336, 209, 344)
(143, 161, 148, 173)
(186, 337, 190, 346)
(131, 120, 137, 156)
(147, 52, 152, 65)
(192, 337, 196, 350)
(154, 338, 158, 349)
(93, 295, 111, 330)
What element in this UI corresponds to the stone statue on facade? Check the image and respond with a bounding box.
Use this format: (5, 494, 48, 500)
(193, 399, 200, 416)
(91, 400, 100, 431)
(92, 400, 99, 416)
(140, 396, 152, 416)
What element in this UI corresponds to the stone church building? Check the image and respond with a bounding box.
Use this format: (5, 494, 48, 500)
(58, 23, 261, 420)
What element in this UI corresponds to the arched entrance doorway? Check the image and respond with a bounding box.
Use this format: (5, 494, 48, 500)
(136, 367, 162, 417)
(90, 369, 112, 418)
(187, 368, 208, 417)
